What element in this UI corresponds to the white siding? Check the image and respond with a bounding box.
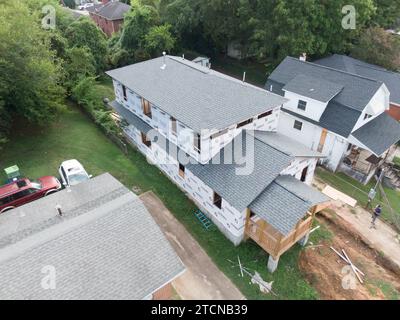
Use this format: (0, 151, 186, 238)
(283, 91, 328, 122)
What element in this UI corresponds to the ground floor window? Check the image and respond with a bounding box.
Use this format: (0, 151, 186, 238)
(178, 163, 185, 178)
(294, 120, 303, 131)
(213, 191, 222, 209)
(141, 132, 151, 148)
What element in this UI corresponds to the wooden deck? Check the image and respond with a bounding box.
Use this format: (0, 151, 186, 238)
(245, 214, 313, 259)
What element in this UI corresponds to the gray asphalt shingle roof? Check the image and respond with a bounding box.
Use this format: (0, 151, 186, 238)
(106, 56, 287, 133)
(314, 54, 400, 105)
(268, 56, 383, 112)
(249, 175, 329, 236)
(87, 1, 131, 20)
(0, 173, 184, 300)
(283, 74, 344, 103)
(251, 131, 325, 158)
(351, 112, 400, 156)
(187, 132, 293, 212)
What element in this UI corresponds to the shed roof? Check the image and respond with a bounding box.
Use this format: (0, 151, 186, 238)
(351, 112, 400, 156)
(249, 175, 329, 236)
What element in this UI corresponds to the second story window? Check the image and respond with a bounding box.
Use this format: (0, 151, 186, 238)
(141, 98, 152, 118)
(237, 118, 253, 129)
(210, 128, 228, 140)
(194, 133, 201, 153)
(122, 85, 127, 101)
(257, 110, 273, 119)
(297, 100, 307, 111)
(171, 117, 177, 136)
(294, 120, 303, 131)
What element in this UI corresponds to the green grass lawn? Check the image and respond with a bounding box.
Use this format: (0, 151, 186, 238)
(315, 167, 400, 227)
(0, 103, 321, 300)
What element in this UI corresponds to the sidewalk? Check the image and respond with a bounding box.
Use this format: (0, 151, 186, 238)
(329, 199, 400, 272)
(139, 191, 245, 300)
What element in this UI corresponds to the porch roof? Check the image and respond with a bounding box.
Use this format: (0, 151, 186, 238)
(351, 112, 400, 156)
(249, 175, 329, 236)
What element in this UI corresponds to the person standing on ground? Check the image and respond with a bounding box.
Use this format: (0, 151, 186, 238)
(370, 204, 382, 229)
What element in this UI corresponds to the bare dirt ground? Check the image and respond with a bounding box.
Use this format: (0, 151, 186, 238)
(299, 210, 400, 300)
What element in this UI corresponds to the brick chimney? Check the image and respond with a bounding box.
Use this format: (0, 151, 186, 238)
(101, 0, 111, 4)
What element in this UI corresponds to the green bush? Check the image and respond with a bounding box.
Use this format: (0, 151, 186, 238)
(71, 77, 120, 136)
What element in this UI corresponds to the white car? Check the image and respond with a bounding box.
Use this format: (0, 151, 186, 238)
(78, 3, 94, 10)
(58, 159, 92, 187)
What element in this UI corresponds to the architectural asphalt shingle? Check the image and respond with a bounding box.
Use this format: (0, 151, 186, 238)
(0, 173, 184, 300)
(283, 74, 344, 103)
(314, 54, 400, 105)
(249, 175, 329, 236)
(87, 1, 131, 21)
(106, 56, 287, 133)
(251, 131, 325, 158)
(266, 57, 388, 139)
(352, 112, 400, 156)
(111, 101, 329, 234)
(268, 56, 383, 112)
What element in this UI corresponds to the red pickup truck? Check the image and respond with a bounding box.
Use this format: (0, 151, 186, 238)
(0, 176, 61, 214)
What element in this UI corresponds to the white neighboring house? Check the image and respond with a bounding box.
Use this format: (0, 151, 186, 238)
(106, 55, 330, 272)
(266, 56, 400, 184)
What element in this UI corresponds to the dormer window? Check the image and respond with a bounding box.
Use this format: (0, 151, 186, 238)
(364, 113, 372, 120)
(297, 100, 307, 111)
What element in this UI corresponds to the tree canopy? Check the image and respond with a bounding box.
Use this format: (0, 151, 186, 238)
(0, 1, 65, 131)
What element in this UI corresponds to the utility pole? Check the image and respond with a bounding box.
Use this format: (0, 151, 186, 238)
(365, 169, 384, 209)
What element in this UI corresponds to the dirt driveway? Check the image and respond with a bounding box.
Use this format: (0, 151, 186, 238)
(140, 191, 245, 300)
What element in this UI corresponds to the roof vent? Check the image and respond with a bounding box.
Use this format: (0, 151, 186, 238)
(242, 71, 246, 83)
(161, 52, 167, 70)
(55, 204, 63, 216)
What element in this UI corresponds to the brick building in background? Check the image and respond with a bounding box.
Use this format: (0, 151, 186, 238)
(87, 0, 131, 37)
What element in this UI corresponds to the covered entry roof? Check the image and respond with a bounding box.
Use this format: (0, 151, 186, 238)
(249, 175, 329, 236)
(351, 112, 400, 156)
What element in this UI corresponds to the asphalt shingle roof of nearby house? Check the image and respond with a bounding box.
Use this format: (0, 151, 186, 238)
(249, 175, 329, 236)
(0, 173, 184, 300)
(87, 1, 131, 20)
(282, 74, 344, 103)
(251, 131, 325, 158)
(106, 56, 287, 133)
(314, 54, 400, 105)
(351, 112, 400, 156)
(268, 56, 383, 112)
